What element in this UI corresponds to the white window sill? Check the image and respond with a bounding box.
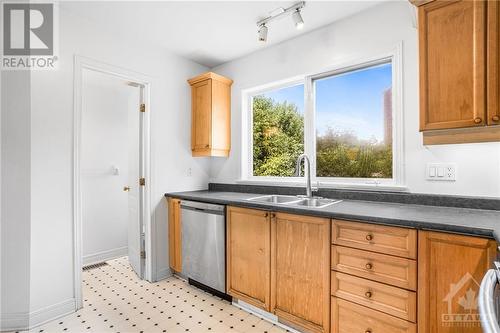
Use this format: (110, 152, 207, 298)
(235, 178, 408, 192)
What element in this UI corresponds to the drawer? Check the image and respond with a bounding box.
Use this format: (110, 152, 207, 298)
(331, 246, 417, 290)
(331, 272, 416, 322)
(332, 220, 417, 259)
(331, 297, 416, 333)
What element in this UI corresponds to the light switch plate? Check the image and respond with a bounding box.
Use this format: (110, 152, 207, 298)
(426, 163, 457, 181)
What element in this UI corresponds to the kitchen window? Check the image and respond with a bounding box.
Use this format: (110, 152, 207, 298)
(242, 50, 404, 188)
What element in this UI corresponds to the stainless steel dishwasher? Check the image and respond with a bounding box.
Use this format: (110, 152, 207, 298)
(180, 200, 228, 298)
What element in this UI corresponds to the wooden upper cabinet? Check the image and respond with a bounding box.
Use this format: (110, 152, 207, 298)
(188, 72, 232, 157)
(272, 213, 330, 333)
(419, 0, 487, 131)
(167, 198, 182, 272)
(418, 231, 497, 333)
(488, 0, 500, 126)
(226, 206, 271, 311)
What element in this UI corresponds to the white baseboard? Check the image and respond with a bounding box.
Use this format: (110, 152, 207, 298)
(0, 312, 29, 332)
(155, 266, 172, 282)
(0, 298, 76, 332)
(29, 298, 76, 329)
(83, 246, 128, 266)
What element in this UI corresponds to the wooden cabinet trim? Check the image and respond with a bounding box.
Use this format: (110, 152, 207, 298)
(488, 0, 500, 126)
(167, 198, 182, 272)
(332, 219, 417, 259)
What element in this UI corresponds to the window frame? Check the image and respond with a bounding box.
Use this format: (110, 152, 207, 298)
(241, 44, 405, 190)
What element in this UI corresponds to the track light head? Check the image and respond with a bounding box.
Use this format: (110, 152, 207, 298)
(258, 24, 268, 42)
(292, 9, 304, 30)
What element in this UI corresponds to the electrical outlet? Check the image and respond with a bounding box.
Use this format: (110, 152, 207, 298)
(426, 163, 457, 181)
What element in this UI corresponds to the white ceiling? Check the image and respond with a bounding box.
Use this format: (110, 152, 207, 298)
(60, 1, 387, 68)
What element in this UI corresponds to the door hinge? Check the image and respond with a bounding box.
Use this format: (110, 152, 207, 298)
(139, 177, 146, 186)
(140, 250, 146, 259)
(140, 103, 146, 113)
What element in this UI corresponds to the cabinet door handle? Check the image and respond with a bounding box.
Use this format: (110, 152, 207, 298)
(365, 291, 372, 298)
(492, 115, 500, 122)
(365, 330, 372, 333)
(205, 144, 210, 148)
(474, 117, 483, 124)
(365, 262, 373, 270)
(366, 234, 373, 241)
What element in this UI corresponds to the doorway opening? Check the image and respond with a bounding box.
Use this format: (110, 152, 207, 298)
(73, 56, 153, 310)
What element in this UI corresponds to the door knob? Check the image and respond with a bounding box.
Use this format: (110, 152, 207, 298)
(366, 234, 373, 241)
(492, 115, 500, 122)
(474, 117, 483, 124)
(365, 263, 373, 270)
(123, 186, 131, 192)
(365, 291, 373, 298)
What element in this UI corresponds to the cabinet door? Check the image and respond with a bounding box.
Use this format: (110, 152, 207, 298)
(273, 213, 330, 333)
(191, 79, 212, 151)
(418, 231, 497, 333)
(226, 206, 271, 311)
(419, 0, 487, 130)
(488, 0, 500, 126)
(167, 198, 181, 272)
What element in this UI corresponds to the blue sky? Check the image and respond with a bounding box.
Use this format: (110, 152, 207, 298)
(261, 63, 392, 142)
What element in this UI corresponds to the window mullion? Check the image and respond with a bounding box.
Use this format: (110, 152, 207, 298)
(304, 76, 316, 183)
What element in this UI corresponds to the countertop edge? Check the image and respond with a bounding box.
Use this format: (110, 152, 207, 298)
(164, 192, 498, 241)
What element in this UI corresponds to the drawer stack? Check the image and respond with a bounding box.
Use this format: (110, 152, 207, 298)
(330, 220, 417, 333)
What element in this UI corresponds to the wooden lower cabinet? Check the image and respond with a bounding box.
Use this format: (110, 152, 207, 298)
(167, 198, 182, 272)
(226, 207, 330, 333)
(226, 206, 271, 311)
(418, 231, 497, 333)
(331, 297, 416, 333)
(273, 213, 330, 333)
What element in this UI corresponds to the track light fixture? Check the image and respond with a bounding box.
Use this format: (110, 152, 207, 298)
(256, 1, 306, 42)
(258, 24, 268, 42)
(292, 9, 304, 30)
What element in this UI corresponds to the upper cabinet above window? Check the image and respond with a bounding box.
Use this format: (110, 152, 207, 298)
(188, 72, 233, 157)
(414, 0, 500, 144)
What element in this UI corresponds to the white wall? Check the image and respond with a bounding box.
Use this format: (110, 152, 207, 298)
(80, 70, 138, 265)
(25, 6, 210, 327)
(0, 71, 32, 330)
(210, 1, 500, 198)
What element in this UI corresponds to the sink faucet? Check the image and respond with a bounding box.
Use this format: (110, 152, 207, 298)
(295, 154, 313, 198)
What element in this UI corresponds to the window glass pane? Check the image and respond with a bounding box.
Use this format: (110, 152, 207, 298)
(252, 84, 304, 177)
(315, 62, 393, 179)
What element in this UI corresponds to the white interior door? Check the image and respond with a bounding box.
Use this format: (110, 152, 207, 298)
(127, 84, 145, 279)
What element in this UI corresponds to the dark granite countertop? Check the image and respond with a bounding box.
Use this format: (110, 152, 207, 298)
(165, 190, 500, 242)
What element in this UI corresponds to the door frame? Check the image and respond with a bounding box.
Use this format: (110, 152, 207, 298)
(72, 55, 155, 310)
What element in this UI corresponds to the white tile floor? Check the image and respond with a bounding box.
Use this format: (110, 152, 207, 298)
(20, 257, 289, 333)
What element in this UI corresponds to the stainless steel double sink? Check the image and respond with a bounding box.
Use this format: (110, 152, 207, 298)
(247, 194, 342, 209)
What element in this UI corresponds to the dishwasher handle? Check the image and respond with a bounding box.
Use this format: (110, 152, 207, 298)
(180, 200, 225, 216)
(479, 263, 500, 333)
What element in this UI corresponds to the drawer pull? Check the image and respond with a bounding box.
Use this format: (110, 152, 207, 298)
(493, 115, 500, 122)
(365, 262, 373, 270)
(366, 234, 373, 241)
(474, 117, 482, 124)
(365, 291, 373, 299)
(365, 330, 372, 333)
